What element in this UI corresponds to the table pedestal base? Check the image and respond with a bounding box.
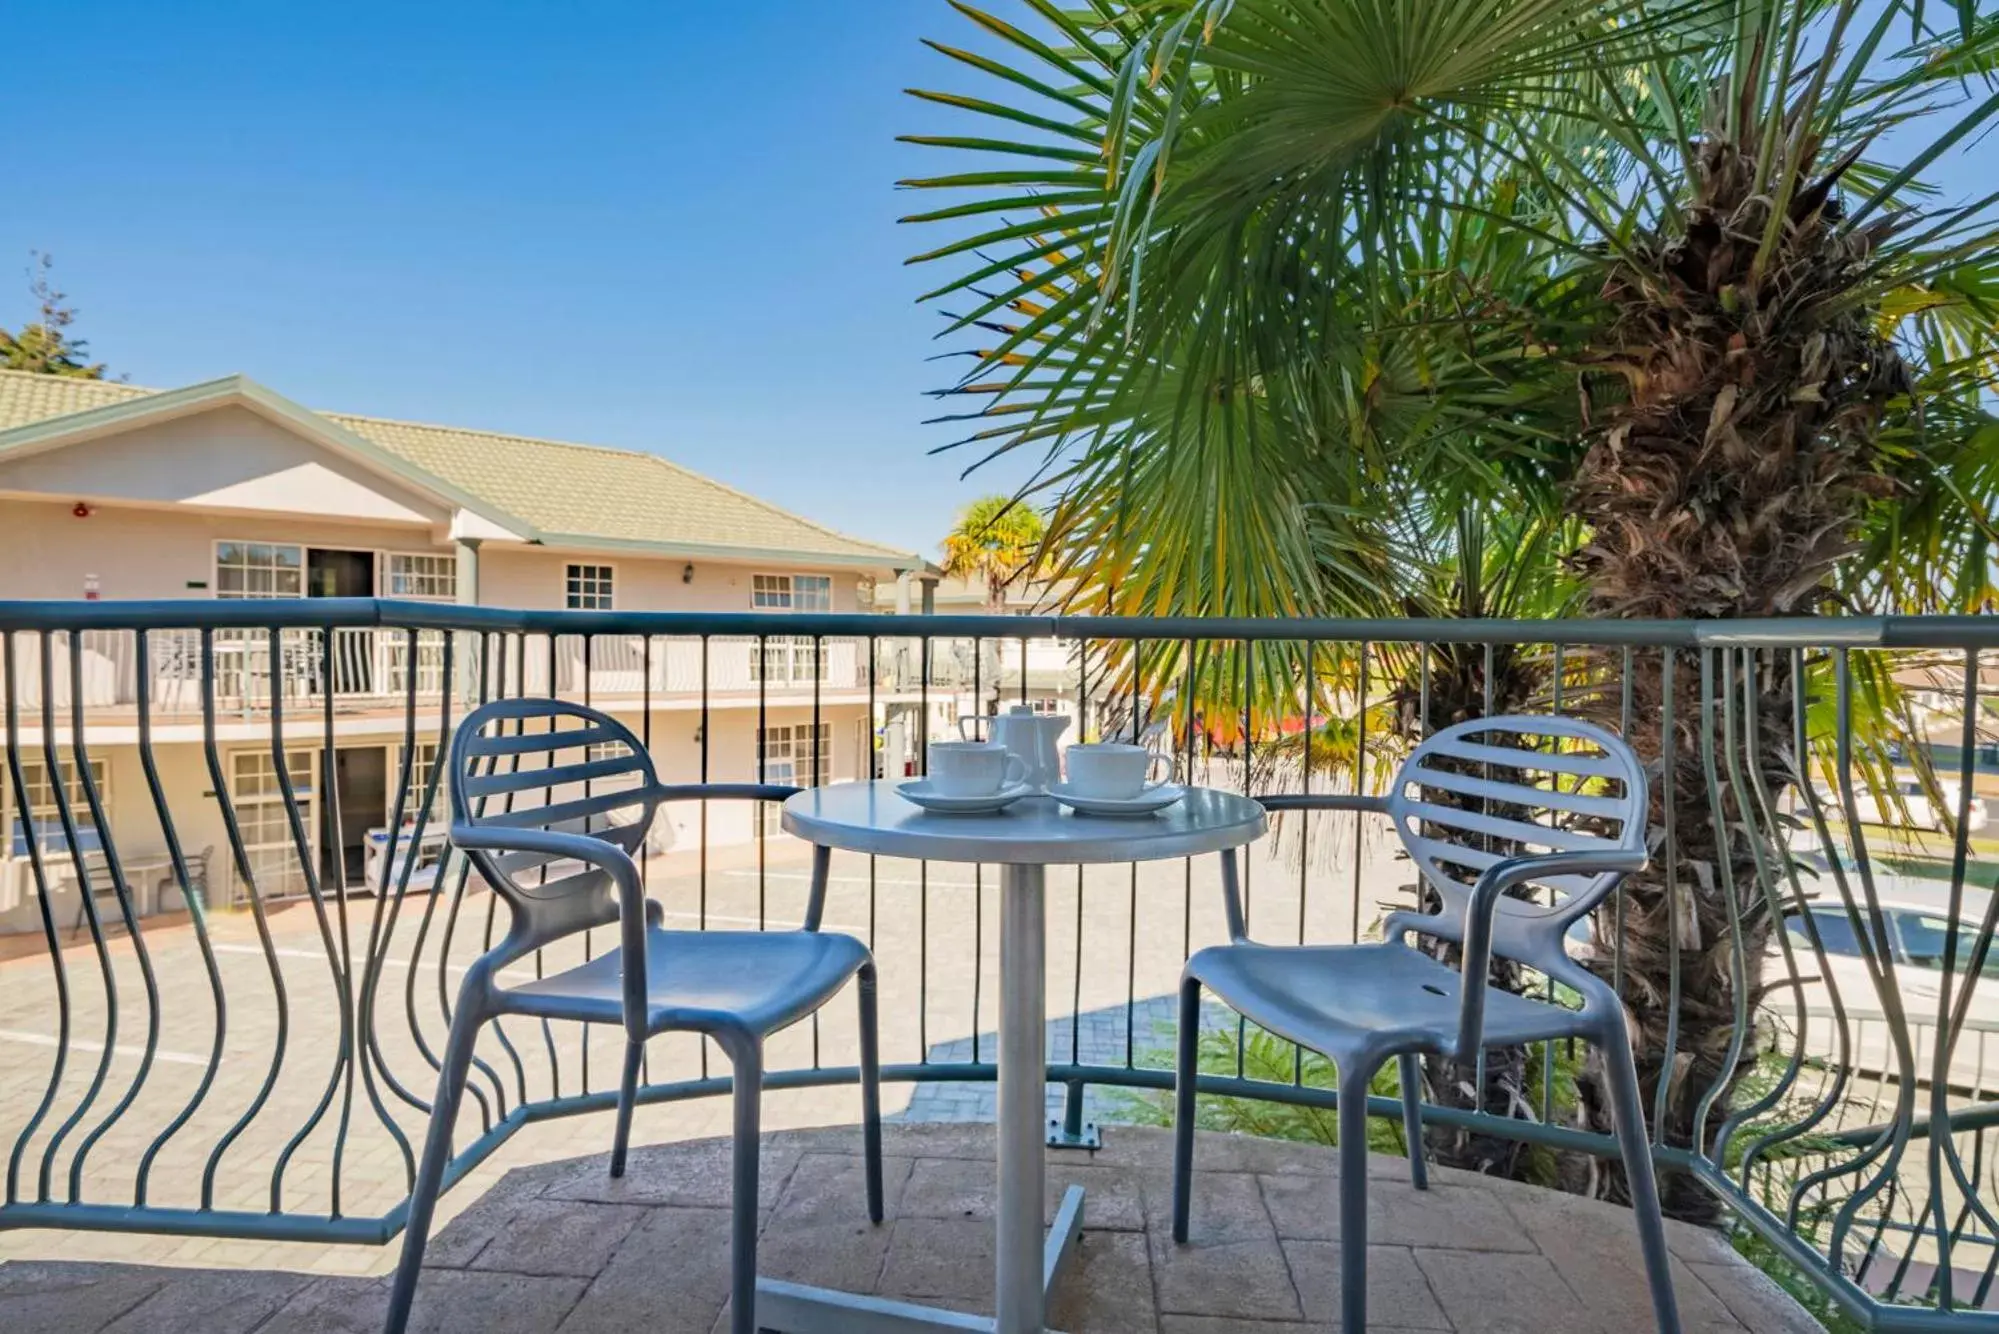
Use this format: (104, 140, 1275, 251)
(756, 864, 1071, 1333)
(753, 1183, 1085, 1333)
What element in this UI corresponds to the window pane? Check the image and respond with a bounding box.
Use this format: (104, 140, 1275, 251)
(1799, 909, 1865, 957)
(216, 542, 304, 600)
(565, 564, 613, 610)
(794, 576, 831, 611)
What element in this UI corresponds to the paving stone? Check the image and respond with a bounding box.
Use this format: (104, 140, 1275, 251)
(559, 1208, 733, 1334)
(1260, 1173, 1536, 1251)
(757, 1152, 907, 1292)
(469, 1198, 648, 1278)
(1282, 1241, 1450, 1329)
(259, 1270, 589, 1334)
(543, 1138, 802, 1211)
(1691, 1259, 1827, 1333)
(1501, 1180, 1743, 1267)
(99, 1268, 314, 1333)
(840, 1122, 994, 1160)
(1101, 1123, 1408, 1179)
(1510, 1196, 1744, 1330)
(0, 1261, 166, 1332)
(877, 1216, 995, 1302)
(1046, 1230, 1156, 1334)
(1141, 1168, 1274, 1245)
(899, 1155, 1145, 1231)
(421, 1159, 573, 1269)
(1150, 1232, 1302, 1320)
(769, 1150, 911, 1226)
(1161, 1321, 1436, 1333)
(1413, 1248, 1602, 1334)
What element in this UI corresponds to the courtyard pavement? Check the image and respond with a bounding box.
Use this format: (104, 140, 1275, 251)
(0, 1121, 1819, 1333)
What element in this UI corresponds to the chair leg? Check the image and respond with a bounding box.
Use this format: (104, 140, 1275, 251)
(1397, 1053, 1427, 1192)
(1601, 1025, 1682, 1334)
(383, 1004, 483, 1334)
(857, 962, 884, 1224)
(726, 1036, 764, 1334)
(610, 1036, 644, 1179)
(1171, 975, 1201, 1244)
(1339, 1059, 1378, 1334)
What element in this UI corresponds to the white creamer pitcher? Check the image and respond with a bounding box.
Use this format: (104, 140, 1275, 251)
(972, 705, 1070, 791)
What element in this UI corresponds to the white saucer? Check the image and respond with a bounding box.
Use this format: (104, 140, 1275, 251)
(897, 778, 1037, 815)
(1046, 782, 1187, 817)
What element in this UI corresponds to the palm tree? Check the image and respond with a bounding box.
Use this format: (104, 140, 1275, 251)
(941, 494, 1049, 715)
(903, 0, 1999, 1214)
(940, 493, 1048, 612)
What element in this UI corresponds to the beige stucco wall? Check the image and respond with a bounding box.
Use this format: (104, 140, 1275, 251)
(476, 546, 872, 614)
(0, 702, 872, 933)
(0, 496, 456, 601)
(0, 405, 451, 527)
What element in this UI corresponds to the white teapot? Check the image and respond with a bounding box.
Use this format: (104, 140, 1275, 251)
(962, 705, 1070, 791)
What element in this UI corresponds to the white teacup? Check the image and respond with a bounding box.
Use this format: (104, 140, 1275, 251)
(1064, 743, 1170, 800)
(927, 741, 1029, 797)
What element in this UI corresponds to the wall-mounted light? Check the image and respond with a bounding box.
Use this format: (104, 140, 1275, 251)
(71, 501, 91, 518)
(682, 563, 694, 584)
(693, 724, 704, 745)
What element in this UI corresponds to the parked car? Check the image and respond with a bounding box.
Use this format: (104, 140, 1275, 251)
(1811, 776, 1989, 833)
(1568, 861, 1999, 1090)
(1774, 876, 1999, 1091)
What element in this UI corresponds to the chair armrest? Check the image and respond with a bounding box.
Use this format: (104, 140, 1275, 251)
(1453, 847, 1645, 1064)
(1256, 794, 1389, 815)
(452, 823, 650, 1037)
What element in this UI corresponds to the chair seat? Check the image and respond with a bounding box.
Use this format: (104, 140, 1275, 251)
(503, 927, 871, 1036)
(1186, 940, 1591, 1062)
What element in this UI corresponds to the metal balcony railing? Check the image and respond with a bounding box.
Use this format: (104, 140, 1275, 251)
(2, 598, 1997, 1330)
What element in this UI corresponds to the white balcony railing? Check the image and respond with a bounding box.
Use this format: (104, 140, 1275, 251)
(4, 627, 904, 717)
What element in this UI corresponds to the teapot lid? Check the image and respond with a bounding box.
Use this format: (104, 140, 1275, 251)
(1005, 704, 1037, 716)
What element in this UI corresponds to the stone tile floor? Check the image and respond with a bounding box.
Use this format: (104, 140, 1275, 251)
(1, 1122, 1819, 1333)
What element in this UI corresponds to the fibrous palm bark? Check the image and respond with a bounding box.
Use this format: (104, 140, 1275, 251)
(1568, 126, 1906, 1218)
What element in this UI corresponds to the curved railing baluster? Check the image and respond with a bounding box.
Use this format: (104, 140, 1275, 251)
(197, 627, 293, 1209)
(4, 629, 70, 1204)
(132, 629, 231, 1206)
(35, 631, 120, 1200)
(67, 628, 166, 1195)
(264, 627, 358, 1214)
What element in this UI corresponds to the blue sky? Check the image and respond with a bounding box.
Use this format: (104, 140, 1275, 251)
(6, 5, 1993, 562)
(0, 2, 1015, 559)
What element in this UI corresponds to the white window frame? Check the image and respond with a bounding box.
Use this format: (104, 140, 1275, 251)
(752, 573, 833, 611)
(227, 747, 318, 899)
(759, 722, 832, 832)
(6, 756, 111, 852)
(213, 540, 305, 599)
(400, 741, 445, 823)
(750, 574, 833, 685)
(566, 562, 616, 610)
(385, 551, 458, 603)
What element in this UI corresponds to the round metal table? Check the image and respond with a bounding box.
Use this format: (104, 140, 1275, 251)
(761, 781, 1267, 1334)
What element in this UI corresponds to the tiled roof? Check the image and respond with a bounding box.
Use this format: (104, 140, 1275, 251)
(0, 369, 912, 564)
(0, 370, 152, 427)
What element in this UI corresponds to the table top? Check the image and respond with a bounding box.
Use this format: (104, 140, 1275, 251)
(781, 780, 1267, 865)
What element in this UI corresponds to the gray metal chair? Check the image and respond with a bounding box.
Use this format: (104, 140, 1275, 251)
(1172, 715, 1680, 1333)
(384, 698, 883, 1334)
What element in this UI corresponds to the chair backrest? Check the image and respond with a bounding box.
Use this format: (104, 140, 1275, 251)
(1384, 715, 1646, 961)
(449, 698, 659, 940)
